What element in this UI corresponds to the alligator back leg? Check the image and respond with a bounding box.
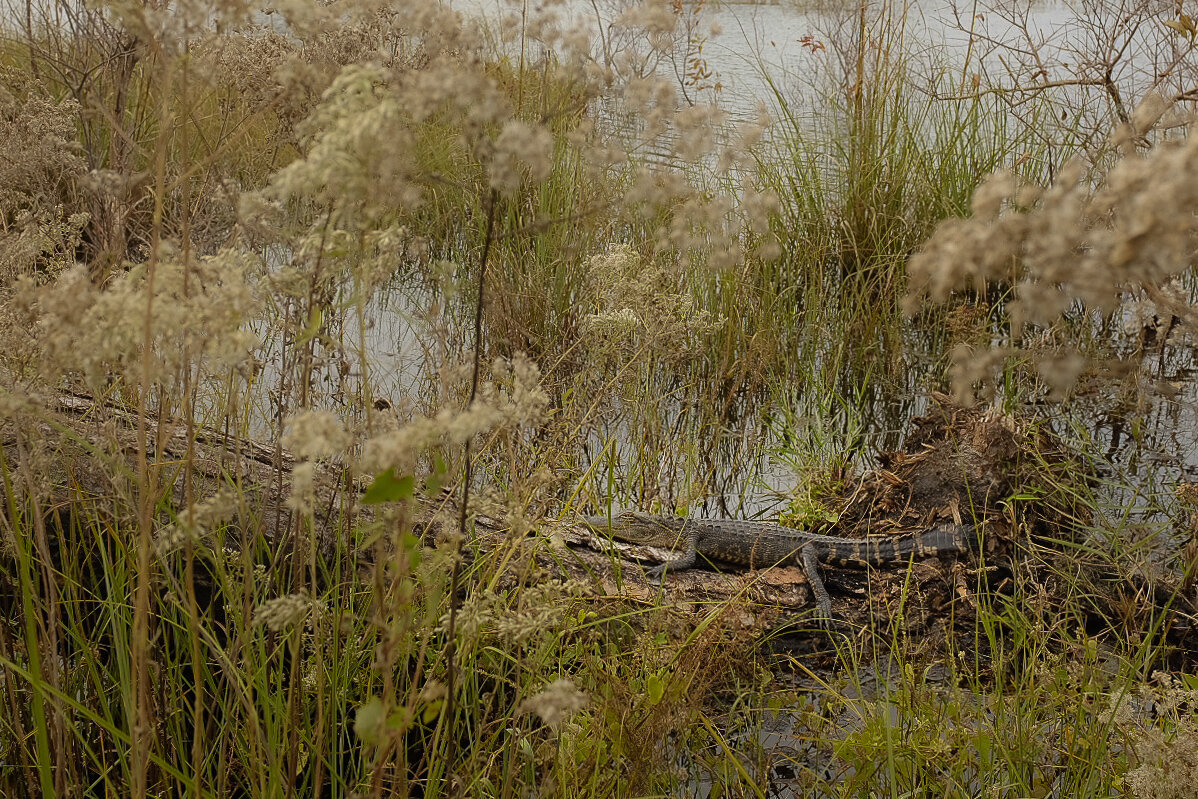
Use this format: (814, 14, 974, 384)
(801, 544, 834, 627)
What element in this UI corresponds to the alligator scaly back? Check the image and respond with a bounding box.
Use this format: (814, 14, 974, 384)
(582, 511, 975, 626)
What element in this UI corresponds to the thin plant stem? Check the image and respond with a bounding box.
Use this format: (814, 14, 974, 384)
(443, 187, 500, 795)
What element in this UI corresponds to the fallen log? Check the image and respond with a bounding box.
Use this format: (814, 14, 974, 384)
(0, 384, 974, 630)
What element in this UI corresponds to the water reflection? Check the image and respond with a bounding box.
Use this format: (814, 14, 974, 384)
(452, 0, 1081, 122)
(246, 0, 1198, 526)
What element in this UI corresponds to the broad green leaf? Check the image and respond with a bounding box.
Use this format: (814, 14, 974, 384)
(647, 672, 666, 705)
(420, 698, 443, 725)
(354, 697, 386, 744)
(364, 468, 415, 504)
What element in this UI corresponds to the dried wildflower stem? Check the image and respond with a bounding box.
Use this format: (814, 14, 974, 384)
(130, 62, 174, 792)
(444, 188, 499, 790)
(174, 50, 209, 796)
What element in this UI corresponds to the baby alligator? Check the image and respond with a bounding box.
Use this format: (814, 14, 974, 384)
(582, 511, 975, 626)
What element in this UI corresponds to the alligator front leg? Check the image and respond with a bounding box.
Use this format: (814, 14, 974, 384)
(645, 519, 699, 579)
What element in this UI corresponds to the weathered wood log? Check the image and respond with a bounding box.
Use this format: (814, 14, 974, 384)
(0, 385, 969, 628)
(1, 386, 333, 544)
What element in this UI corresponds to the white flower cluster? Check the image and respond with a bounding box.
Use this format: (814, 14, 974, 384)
(155, 487, 239, 557)
(281, 409, 350, 514)
(906, 94, 1198, 397)
(361, 354, 549, 474)
(30, 248, 260, 391)
(283, 409, 350, 461)
(253, 591, 325, 632)
(488, 120, 555, 196)
(517, 678, 587, 732)
(582, 243, 721, 362)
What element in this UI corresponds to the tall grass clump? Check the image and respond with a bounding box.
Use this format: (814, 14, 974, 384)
(748, 1, 1039, 361)
(737, 0, 1198, 391)
(717, 0, 1198, 506)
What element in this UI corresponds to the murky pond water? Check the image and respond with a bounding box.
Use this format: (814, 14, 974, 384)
(251, 0, 1198, 524)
